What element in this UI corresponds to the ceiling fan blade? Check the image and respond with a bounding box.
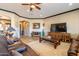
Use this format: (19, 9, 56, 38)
(35, 3, 41, 5)
(22, 3, 29, 5)
(21, 3, 41, 11)
(34, 5, 41, 10)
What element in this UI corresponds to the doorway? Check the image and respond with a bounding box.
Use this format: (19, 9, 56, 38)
(20, 20, 29, 36)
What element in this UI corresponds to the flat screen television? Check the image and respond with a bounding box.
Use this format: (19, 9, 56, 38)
(50, 23, 67, 32)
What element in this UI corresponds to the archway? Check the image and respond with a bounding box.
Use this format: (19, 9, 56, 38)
(19, 20, 29, 37)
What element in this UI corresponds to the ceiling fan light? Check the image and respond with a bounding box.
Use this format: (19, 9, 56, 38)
(30, 5, 36, 9)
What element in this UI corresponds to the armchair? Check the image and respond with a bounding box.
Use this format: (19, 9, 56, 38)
(67, 38, 79, 56)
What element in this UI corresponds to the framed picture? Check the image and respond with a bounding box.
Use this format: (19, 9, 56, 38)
(33, 23, 40, 29)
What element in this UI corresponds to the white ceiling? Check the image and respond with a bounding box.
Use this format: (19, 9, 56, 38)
(0, 3, 79, 18)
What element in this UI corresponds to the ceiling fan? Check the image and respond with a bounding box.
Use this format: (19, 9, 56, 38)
(21, 3, 41, 11)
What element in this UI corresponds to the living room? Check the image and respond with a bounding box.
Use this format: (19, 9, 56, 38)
(0, 2, 79, 57)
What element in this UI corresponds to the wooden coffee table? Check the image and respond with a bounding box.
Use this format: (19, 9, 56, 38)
(39, 36, 60, 49)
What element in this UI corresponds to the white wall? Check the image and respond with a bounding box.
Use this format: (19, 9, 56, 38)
(29, 19, 44, 36)
(44, 10, 79, 36)
(11, 15, 20, 38)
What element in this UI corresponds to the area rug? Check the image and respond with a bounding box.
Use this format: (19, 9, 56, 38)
(26, 40, 70, 56)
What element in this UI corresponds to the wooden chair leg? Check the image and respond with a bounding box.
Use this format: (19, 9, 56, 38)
(54, 44, 57, 49)
(39, 37, 42, 43)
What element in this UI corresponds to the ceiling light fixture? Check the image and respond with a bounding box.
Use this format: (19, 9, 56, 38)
(30, 5, 36, 9)
(21, 3, 41, 11)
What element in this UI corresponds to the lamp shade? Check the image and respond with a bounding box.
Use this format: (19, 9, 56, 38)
(7, 26, 16, 32)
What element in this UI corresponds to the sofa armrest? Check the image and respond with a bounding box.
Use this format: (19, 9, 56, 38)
(11, 50, 23, 56)
(8, 46, 16, 51)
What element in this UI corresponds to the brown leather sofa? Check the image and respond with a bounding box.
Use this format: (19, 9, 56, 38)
(40, 32, 71, 49)
(67, 39, 79, 56)
(48, 32, 71, 42)
(39, 32, 62, 49)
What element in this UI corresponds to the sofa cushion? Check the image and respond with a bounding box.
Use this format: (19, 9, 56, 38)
(0, 43, 10, 56)
(0, 36, 8, 48)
